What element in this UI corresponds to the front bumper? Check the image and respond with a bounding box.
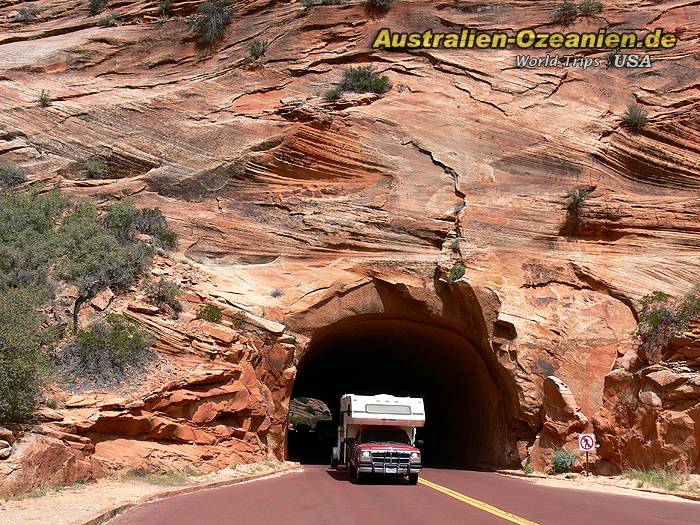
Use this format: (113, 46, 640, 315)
(357, 462, 421, 475)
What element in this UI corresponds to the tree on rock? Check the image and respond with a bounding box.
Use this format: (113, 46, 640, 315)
(58, 202, 152, 334)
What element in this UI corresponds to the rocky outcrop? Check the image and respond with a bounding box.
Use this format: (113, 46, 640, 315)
(528, 376, 589, 472)
(0, 0, 698, 491)
(594, 326, 700, 474)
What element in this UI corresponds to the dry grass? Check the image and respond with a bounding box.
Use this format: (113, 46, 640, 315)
(120, 470, 193, 486)
(624, 469, 700, 494)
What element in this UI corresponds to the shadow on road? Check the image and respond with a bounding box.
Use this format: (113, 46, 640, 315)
(323, 468, 416, 485)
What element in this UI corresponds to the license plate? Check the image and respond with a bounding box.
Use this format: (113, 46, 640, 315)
(385, 467, 397, 474)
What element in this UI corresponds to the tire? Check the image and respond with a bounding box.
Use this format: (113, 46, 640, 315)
(355, 468, 365, 484)
(348, 462, 356, 476)
(408, 473, 419, 485)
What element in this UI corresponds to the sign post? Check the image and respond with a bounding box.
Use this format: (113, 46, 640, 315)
(578, 433, 596, 477)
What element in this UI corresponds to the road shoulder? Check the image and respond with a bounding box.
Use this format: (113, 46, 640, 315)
(0, 461, 302, 525)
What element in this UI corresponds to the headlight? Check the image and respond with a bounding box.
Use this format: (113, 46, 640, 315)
(410, 451, 421, 463)
(360, 450, 371, 461)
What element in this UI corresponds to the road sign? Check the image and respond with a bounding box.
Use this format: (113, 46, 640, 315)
(579, 433, 596, 452)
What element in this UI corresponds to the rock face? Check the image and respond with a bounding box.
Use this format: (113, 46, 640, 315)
(0, 0, 699, 493)
(594, 327, 700, 475)
(528, 376, 589, 472)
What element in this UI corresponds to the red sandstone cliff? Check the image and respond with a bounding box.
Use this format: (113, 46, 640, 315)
(0, 0, 698, 494)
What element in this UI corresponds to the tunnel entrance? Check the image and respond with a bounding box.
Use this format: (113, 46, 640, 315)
(288, 315, 512, 469)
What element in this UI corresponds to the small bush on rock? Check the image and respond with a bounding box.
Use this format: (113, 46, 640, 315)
(85, 156, 107, 178)
(90, 0, 108, 15)
(339, 66, 392, 95)
(567, 188, 590, 221)
(105, 199, 177, 249)
(448, 262, 466, 283)
(197, 304, 223, 323)
(98, 13, 118, 27)
(190, 0, 233, 44)
(159, 0, 173, 15)
(0, 163, 27, 188)
(39, 89, 52, 107)
(324, 86, 342, 101)
(623, 103, 648, 129)
(633, 287, 700, 363)
(14, 7, 37, 22)
(552, 1, 578, 24)
(552, 449, 578, 474)
(579, 0, 603, 15)
(249, 40, 268, 60)
(144, 277, 182, 312)
(231, 310, 245, 329)
(58, 314, 153, 387)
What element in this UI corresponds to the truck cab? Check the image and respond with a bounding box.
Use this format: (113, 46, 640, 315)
(331, 394, 424, 484)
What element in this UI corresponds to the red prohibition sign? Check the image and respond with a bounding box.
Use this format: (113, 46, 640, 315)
(580, 435, 594, 450)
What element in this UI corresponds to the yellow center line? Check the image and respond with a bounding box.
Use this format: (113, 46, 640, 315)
(418, 478, 541, 525)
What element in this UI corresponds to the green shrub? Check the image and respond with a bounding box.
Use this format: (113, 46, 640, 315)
(190, 0, 233, 44)
(144, 277, 182, 311)
(98, 13, 118, 27)
(249, 40, 268, 60)
(197, 304, 222, 323)
(90, 0, 108, 15)
(231, 310, 245, 329)
(39, 89, 52, 107)
(567, 188, 590, 221)
(623, 103, 648, 129)
(0, 286, 53, 423)
(366, 0, 392, 8)
(552, 449, 578, 474)
(633, 288, 700, 363)
(159, 0, 173, 14)
(552, 1, 578, 23)
(578, 0, 603, 15)
(448, 262, 466, 283)
(0, 190, 67, 292)
(58, 202, 152, 332)
(523, 457, 534, 474)
(57, 313, 153, 387)
(14, 7, 37, 22)
(339, 66, 392, 95)
(324, 86, 342, 101)
(105, 199, 177, 249)
(0, 163, 27, 188)
(85, 156, 107, 178)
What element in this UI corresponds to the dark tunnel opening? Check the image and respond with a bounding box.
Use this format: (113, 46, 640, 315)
(287, 316, 512, 469)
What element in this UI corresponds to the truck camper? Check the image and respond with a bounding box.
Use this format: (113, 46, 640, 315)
(331, 394, 424, 484)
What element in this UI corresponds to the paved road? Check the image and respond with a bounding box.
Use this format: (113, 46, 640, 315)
(110, 466, 700, 525)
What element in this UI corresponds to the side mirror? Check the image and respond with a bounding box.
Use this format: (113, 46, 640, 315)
(344, 437, 354, 445)
(415, 439, 424, 448)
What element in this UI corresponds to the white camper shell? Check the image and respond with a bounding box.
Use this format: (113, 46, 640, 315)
(332, 394, 425, 470)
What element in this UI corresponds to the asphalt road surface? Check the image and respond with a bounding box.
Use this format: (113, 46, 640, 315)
(109, 466, 700, 525)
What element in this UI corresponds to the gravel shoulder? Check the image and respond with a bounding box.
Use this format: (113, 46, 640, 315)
(499, 470, 700, 503)
(0, 461, 301, 525)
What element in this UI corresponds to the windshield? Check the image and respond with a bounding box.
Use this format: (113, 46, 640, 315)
(359, 428, 410, 445)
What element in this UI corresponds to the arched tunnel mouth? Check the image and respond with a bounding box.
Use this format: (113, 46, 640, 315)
(288, 315, 514, 469)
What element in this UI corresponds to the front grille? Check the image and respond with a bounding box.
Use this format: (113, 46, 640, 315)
(370, 451, 411, 468)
